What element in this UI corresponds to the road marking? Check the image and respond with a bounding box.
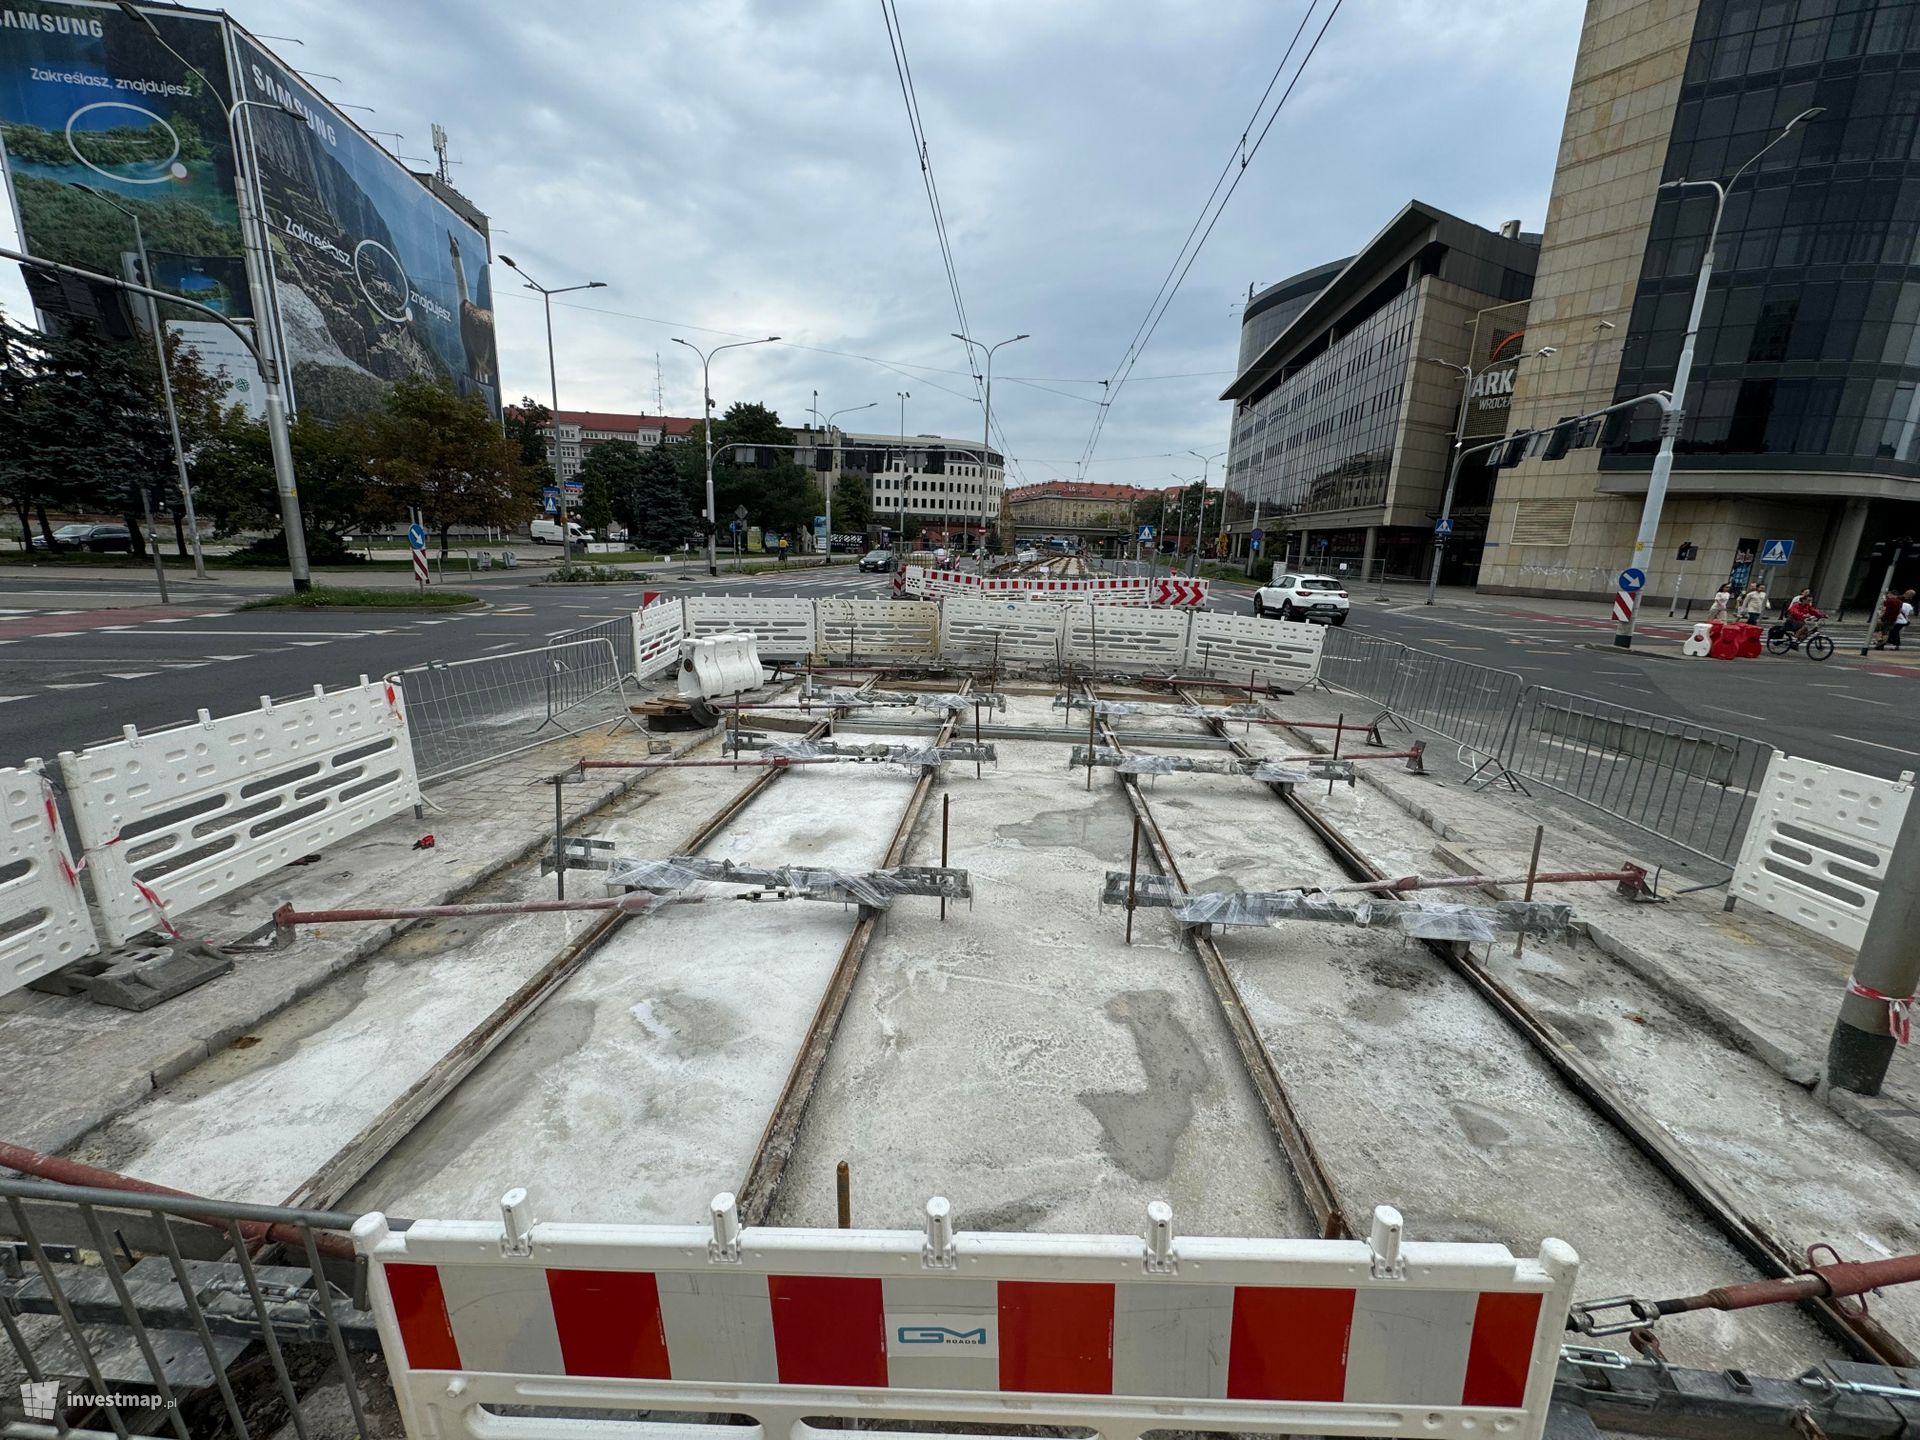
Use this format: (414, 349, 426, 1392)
(1836, 734, 1919, 756)
(1847, 695, 1894, 708)
(485, 642, 517, 650)
(164, 662, 206, 670)
(0, 695, 26, 704)
(46, 682, 101, 690)
(35, 631, 78, 638)
(289, 640, 331, 647)
(105, 672, 157, 680)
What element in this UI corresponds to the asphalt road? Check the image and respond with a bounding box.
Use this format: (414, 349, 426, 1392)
(0, 563, 891, 766)
(2, 565, 1912, 780)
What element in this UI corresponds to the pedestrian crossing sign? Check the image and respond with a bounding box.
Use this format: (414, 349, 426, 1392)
(1760, 538, 1793, 564)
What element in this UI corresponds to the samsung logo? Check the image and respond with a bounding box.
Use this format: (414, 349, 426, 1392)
(248, 61, 336, 147)
(3, 9, 103, 34)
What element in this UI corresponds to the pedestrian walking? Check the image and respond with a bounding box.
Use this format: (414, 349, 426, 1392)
(1894, 590, 1916, 651)
(1707, 583, 1733, 621)
(1738, 580, 1769, 625)
(1873, 590, 1903, 648)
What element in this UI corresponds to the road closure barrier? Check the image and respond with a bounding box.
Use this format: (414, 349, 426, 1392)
(0, 760, 98, 997)
(59, 679, 422, 947)
(356, 1196, 1576, 1440)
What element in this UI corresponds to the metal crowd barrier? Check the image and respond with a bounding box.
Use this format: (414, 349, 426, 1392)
(0, 1176, 375, 1440)
(1319, 628, 1775, 869)
(387, 636, 633, 782)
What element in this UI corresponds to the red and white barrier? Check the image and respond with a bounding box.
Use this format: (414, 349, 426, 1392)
(632, 596, 686, 683)
(356, 1196, 1575, 1440)
(897, 566, 1204, 609)
(0, 760, 98, 997)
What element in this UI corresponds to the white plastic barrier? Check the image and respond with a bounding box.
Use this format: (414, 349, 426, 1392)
(633, 598, 686, 683)
(941, 598, 1066, 667)
(1730, 755, 1911, 950)
(1064, 603, 1190, 674)
(818, 598, 939, 659)
(677, 634, 764, 700)
(685, 596, 814, 658)
(1, 760, 98, 997)
(356, 1198, 1575, 1440)
(1187, 611, 1325, 687)
(61, 680, 422, 947)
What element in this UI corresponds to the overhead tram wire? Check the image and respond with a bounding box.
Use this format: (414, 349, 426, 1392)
(1072, 0, 1345, 480)
(880, 0, 1028, 485)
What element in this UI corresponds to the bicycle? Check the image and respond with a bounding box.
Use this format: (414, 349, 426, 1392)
(1766, 615, 1834, 660)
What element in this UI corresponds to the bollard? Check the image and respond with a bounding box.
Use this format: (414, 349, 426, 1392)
(1827, 786, 1920, 1094)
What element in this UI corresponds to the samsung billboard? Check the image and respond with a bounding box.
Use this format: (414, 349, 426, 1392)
(0, 0, 498, 418)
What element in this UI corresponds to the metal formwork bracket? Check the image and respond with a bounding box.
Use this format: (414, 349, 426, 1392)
(541, 837, 615, 876)
(1658, 407, 1686, 438)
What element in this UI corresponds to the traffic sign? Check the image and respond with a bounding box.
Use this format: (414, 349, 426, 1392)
(1433, 517, 1453, 536)
(408, 523, 426, 550)
(1760, 538, 1793, 565)
(1617, 567, 1646, 593)
(1250, 527, 1264, 553)
(1138, 525, 1155, 542)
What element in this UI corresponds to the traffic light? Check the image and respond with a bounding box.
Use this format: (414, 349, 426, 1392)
(1541, 417, 1578, 461)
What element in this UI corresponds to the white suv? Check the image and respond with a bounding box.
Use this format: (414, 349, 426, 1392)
(1254, 571, 1350, 624)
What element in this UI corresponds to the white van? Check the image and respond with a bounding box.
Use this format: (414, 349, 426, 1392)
(530, 518, 589, 545)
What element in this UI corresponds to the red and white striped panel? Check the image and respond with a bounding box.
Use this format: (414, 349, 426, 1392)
(1612, 591, 1636, 624)
(379, 1264, 1544, 1407)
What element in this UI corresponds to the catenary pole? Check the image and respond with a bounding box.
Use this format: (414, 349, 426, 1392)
(1613, 107, 1822, 648)
(672, 335, 779, 576)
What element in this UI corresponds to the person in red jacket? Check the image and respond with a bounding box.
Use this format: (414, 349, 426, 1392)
(1784, 588, 1825, 636)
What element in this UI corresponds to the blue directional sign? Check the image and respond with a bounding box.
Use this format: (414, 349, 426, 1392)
(1618, 567, 1647, 593)
(1250, 527, 1264, 552)
(1759, 538, 1793, 565)
(1434, 517, 1453, 536)
(408, 523, 426, 550)
(1138, 525, 1156, 542)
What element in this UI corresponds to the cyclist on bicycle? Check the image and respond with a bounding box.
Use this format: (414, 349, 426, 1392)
(1785, 588, 1825, 636)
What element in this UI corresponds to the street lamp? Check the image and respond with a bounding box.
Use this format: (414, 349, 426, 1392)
(1613, 104, 1824, 648)
(817, 401, 877, 562)
(114, 0, 313, 590)
(953, 331, 1027, 552)
(77, 184, 204, 583)
(1186, 449, 1225, 576)
(500, 256, 604, 571)
(1421, 345, 1557, 605)
(895, 391, 910, 546)
(670, 335, 781, 576)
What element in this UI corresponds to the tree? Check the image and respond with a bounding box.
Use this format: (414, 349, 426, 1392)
(505, 397, 554, 485)
(365, 376, 537, 557)
(597, 443, 695, 550)
(578, 467, 612, 535)
(668, 401, 819, 542)
(831, 473, 871, 533)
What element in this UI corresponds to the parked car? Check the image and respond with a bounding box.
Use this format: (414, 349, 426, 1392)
(30, 523, 132, 553)
(1015, 547, 1039, 563)
(1253, 571, 1350, 624)
(859, 549, 897, 573)
(529, 518, 589, 545)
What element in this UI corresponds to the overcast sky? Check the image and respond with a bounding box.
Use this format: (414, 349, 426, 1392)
(3, 0, 1583, 491)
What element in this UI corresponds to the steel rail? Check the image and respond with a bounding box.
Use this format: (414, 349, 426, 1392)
(734, 680, 974, 1225)
(1177, 687, 1916, 1369)
(1089, 683, 1352, 1240)
(281, 681, 875, 1214)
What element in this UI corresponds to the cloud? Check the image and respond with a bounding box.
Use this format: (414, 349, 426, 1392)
(1, 0, 1582, 490)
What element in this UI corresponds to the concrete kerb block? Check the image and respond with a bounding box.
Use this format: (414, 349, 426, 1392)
(1823, 1086, 1920, 1176)
(24, 724, 717, 1158)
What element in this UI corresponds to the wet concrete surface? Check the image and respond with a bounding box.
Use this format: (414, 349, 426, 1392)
(768, 722, 1310, 1238)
